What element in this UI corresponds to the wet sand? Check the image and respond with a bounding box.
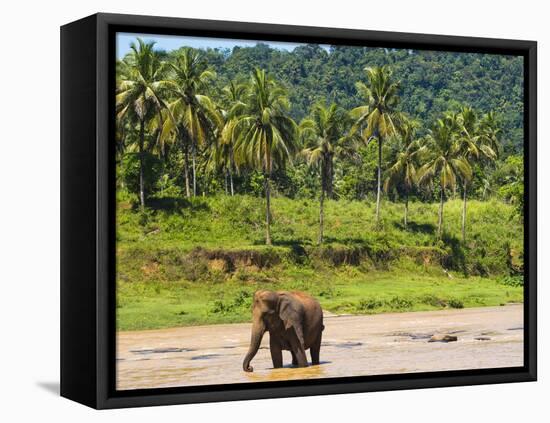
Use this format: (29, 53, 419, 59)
(116, 305, 523, 390)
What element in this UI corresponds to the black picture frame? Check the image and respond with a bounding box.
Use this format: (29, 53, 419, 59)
(60, 12, 537, 409)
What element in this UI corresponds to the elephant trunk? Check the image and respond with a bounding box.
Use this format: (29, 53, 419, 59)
(242, 318, 266, 372)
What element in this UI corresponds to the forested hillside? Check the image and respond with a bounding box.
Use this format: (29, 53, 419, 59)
(200, 44, 524, 153)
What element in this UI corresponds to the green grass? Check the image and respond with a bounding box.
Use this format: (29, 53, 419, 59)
(116, 194, 524, 331)
(117, 266, 523, 331)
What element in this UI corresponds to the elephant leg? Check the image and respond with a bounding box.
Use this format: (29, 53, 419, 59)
(310, 332, 322, 365)
(292, 346, 308, 367)
(270, 336, 283, 368)
(289, 331, 308, 368)
(291, 350, 298, 366)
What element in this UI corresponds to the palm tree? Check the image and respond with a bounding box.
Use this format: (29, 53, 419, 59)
(351, 65, 401, 225)
(300, 102, 351, 244)
(384, 117, 426, 228)
(208, 80, 248, 195)
(234, 68, 298, 245)
(207, 118, 235, 195)
(478, 111, 502, 156)
(160, 48, 220, 197)
(456, 106, 478, 241)
(457, 106, 498, 241)
(418, 112, 472, 237)
(116, 38, 170, 208)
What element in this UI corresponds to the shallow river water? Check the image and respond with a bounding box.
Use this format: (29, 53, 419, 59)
(116, 305, 523, 390)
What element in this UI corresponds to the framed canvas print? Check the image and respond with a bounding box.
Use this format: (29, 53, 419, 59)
(60, 13, 537, 409)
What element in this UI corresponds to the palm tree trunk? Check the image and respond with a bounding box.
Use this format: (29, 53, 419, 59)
(229, 167, 234, 196)
(462, 182, 467, 242)
(192, 141, 197, 197)
(182, 138, 191, 198)
(319, 161, 326, 245)
(319, 185, 325, 245)
(265, 170, 272, 246)
(376, 135, 382, 225)
(327, 154, 334, 199)
(138, 119, 145, 209)
(438, 187, 445, 237)
(404, 192, 409, 228)
(224, 171, 228, 195)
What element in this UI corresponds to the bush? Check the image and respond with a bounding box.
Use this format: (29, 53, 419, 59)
(210, 290, 252, 315)
(356, 298, 383, 311)
(419, 294, 446, 307)
(447, 298, 464, 309)
(120, 152, 164, 201)
(387, 296, 413, 309)
(498, 275, 524, 287)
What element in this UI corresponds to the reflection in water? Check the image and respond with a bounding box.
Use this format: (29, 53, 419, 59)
(116, 305, 524, 390)
(246, 364, 326, 382)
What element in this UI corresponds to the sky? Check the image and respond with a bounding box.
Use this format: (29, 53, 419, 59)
(116, 32, 330, 59)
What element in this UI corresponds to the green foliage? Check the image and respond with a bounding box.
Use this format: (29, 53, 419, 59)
(447, 298, 465, 309)
(116, 41, 524, 204)
(495, 155, 524, 218)
(119, 152, 164, 196)
(116, 194, 523, 275)
(210, 289, 253, 315)
(498, 275, 524, 287)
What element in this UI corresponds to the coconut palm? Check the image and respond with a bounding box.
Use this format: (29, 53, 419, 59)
(207, 80, 248, 195)
(418, 112, 472, 237)
(300, 102, 351, 244)
(351, 65, 401, 225)
(457, 106, 498, 241)
(207, 116, 236, 195)
(384, 117, 426, 228)
(478, 111, 502, 156)
(456, 106, 479, 241)
(234, 68, 298, 245)
(160, 47, 220, 197)
(116, 38, 171, 208)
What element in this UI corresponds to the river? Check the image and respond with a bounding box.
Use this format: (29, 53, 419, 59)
(116, 304, 523, 390)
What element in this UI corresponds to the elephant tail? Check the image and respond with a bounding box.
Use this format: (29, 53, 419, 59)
(321, 324, 325, 331)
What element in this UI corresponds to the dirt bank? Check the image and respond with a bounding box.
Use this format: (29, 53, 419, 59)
(116, 304, 523, 390)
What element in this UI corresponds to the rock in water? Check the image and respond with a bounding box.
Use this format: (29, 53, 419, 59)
(428, 334, 458, 343)
(474, 336, 491, 341)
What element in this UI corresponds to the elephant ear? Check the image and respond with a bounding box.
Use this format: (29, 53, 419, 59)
(278, 294, 302, 331)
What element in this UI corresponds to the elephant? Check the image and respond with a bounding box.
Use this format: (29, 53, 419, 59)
(242, 290, 324, 372)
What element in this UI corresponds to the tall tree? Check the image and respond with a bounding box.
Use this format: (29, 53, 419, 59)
(418, 112, 472, 237)
(208, 80, 248, 195)
(478, 111, 502, 155)
(300, 102, 351, 244)
(234, 68, 298, 245)
(351, 66, 401, 225)
(457, 106, 498, 241)
(116, 38, 170, 208)
(160, 47, 220, 197)
(384, 116, 426, 227)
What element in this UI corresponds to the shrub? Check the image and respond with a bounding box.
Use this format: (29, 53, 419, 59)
(447, 298, 464, 309)
(210, 290, 252, 315)
(356, 298, 383, 311)
(498, 275, 524, 287)
(419, 294, 446, 307)
(387, 296, 414, 309)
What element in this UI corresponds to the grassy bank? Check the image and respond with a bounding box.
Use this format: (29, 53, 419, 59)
(116, 194, 523, 331)
(117, 268, 523, 331)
